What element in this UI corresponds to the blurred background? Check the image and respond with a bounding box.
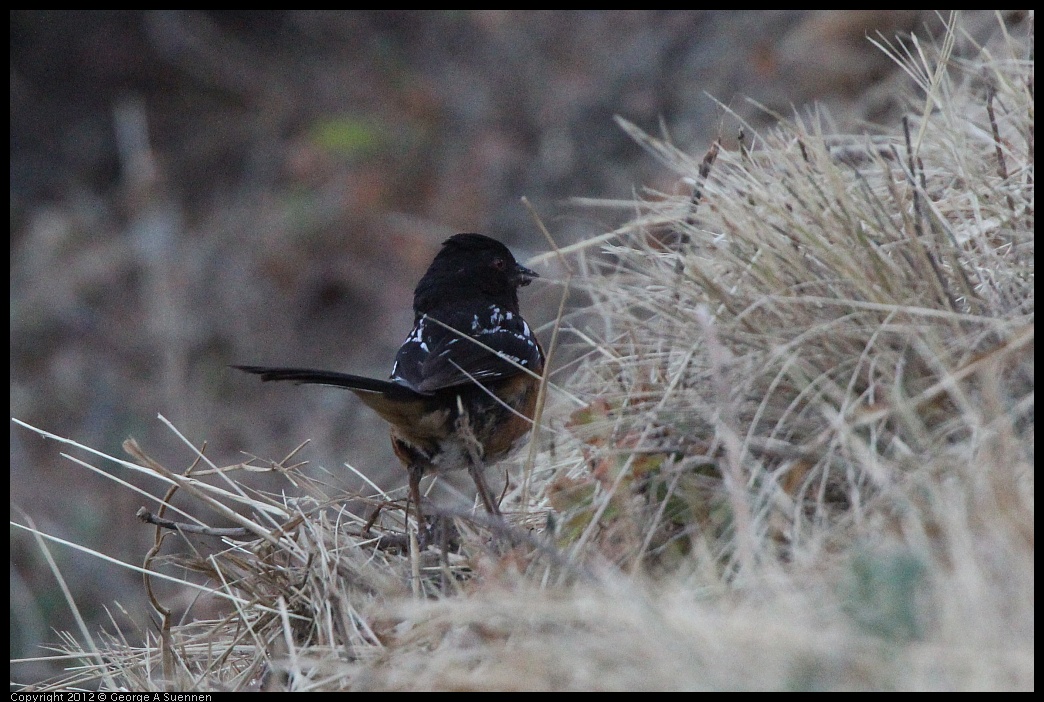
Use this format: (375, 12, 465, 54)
(11, 10, 1019, 684)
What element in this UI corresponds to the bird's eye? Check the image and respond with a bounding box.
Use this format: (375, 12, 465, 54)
(491, 257, 507, 271)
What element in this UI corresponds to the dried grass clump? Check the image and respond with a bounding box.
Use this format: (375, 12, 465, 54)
(14, 12, 1032, 692)
(552, 14, 1033, 575)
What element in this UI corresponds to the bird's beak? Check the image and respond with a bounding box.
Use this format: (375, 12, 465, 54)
(514, 262, 539, 287)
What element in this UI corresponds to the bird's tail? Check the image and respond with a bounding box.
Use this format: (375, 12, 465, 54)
(232, 365, 418, 399)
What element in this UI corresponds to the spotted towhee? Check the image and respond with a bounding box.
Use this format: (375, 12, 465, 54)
(235, 233, 545, 531)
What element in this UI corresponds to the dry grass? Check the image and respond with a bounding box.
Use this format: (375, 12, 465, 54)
(12, 12, 1032, 691)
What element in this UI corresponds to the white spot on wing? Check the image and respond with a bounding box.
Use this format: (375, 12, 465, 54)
(404, 318, 430, 352)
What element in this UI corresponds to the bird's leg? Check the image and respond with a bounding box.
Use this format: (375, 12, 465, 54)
(455, 401, 502, 518)
(467, 459, 501, 517)
(407, 463, 428, 545)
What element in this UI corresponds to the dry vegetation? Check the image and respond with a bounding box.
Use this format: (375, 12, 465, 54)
(13, 13, 1032, 690)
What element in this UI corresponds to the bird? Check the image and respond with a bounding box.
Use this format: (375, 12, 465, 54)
(234, 233, 545, 539)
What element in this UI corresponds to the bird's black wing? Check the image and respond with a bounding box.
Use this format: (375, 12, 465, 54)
(390, 305, 543, 394)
